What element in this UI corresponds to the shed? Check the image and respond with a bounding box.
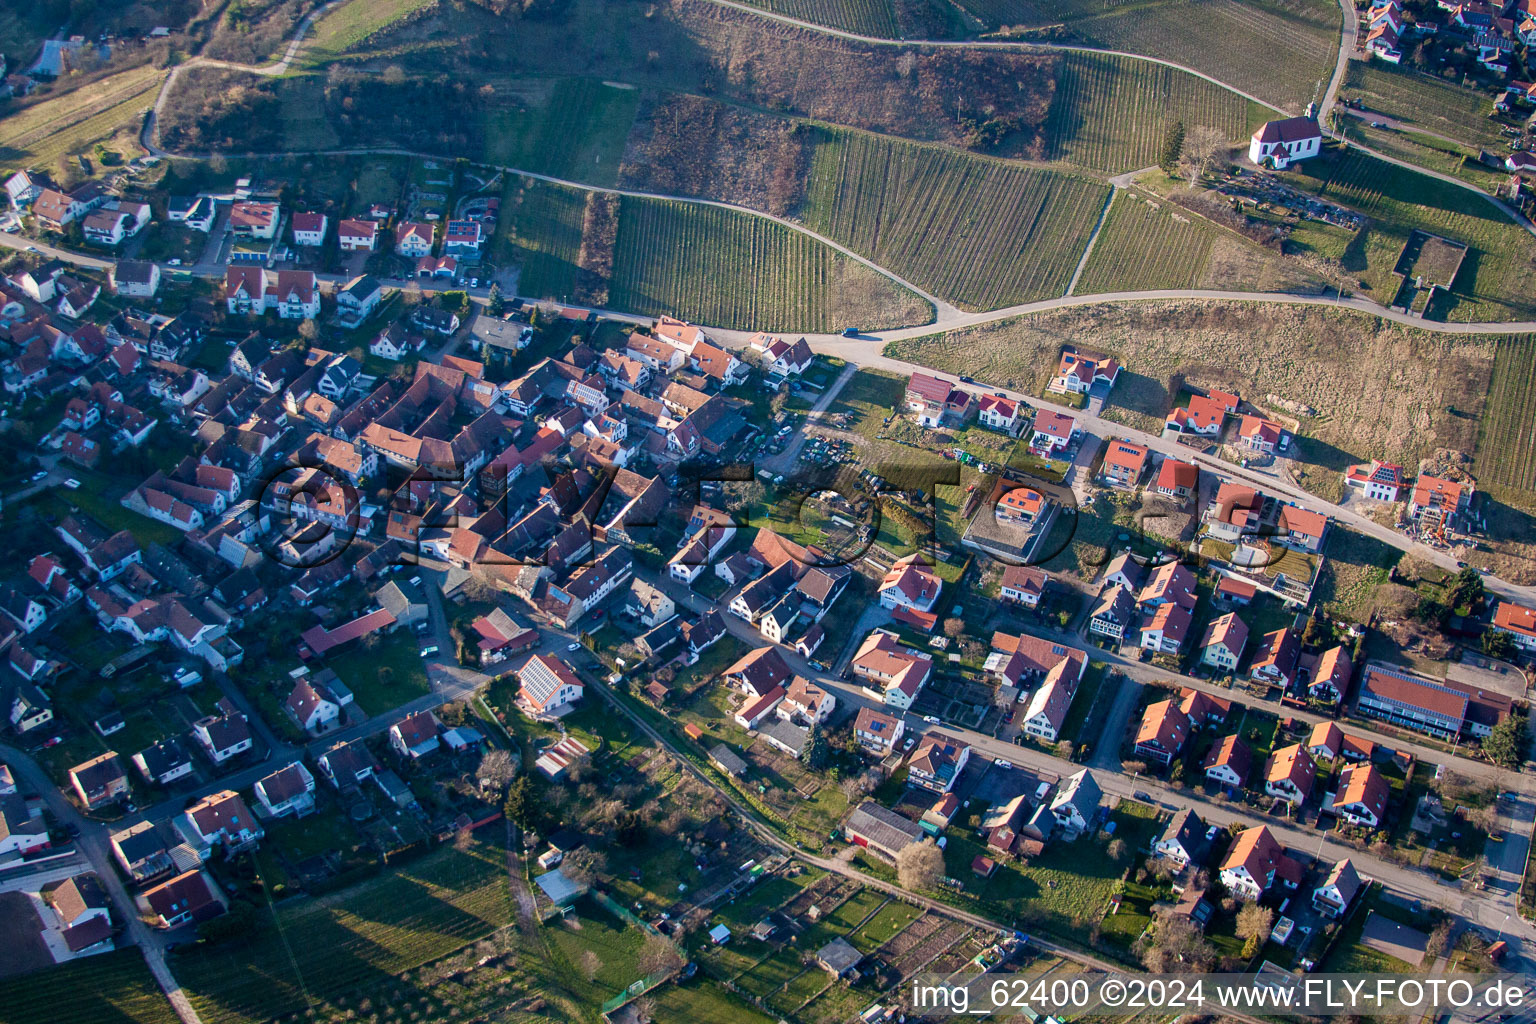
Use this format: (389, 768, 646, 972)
(709, 923, 732, 944)
(816, 936, 864, 977)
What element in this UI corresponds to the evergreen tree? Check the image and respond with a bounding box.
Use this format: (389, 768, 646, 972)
(802, 721, 829, 771)
(1160, 120, 1186, 172)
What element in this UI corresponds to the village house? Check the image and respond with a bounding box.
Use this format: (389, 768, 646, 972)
(1199, 612, 1249, 672)
(1203, 733, 1252, 788)
(1029, 409, 1077, 454)
(1331, 763, 1390, 828)
(1101, 440, 1150, 488)
(1221, 826, 1288, 900)
(1344, 459, 1407, 502)
(1312, 858, 1362, 919)
(851, 630, 933, 711)
(1048, 348, 1120, 396)
(1264, 743, 1316, 806)
(907, 732, 971, 793)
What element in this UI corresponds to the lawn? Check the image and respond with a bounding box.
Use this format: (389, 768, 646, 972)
(479, 77, 642, 186)
(545, 898, 648, 990)
(610, 195, 932, 332)
(326, 631, 432, 715)
(492, 176, 586, 302)
(801, 129, 1110, 310)
(295, 0, 438, 68)
(1320, 887, 1421, 973)
(0, 948, 179, 1024)
(936, 801, 1161, 935)
(176, 833, 513, 1024)
(1041, 52, 1256, 173)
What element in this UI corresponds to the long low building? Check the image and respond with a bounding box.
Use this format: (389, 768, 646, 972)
(1356, 662, 1511, 740)
(844, 801, 923, 860)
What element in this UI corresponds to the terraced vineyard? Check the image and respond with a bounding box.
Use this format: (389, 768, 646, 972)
(610, 197, 934, 331)
(0, 63, 162, 168)
(1341, 62, 1504, 151)
(732, 0, 900, 36)
(0, 949, 178, 1024)
(1041, 52, 1257, 173)
(800, 130, 1110, 310)
(494, 177, 587, 301)
(1031, 0, 1340, 110)
(1285, 148, 1536, 322)
(1076, 190, 1323, 294)
(1076, 192, 1215, 291)
(1474, 335, 1536, 503)
(177, 838, 513, 1024)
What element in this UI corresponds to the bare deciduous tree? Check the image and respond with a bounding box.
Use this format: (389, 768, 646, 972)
(580, 949, 603, 982)
(896, 840, 945, 891)
(1235, 903, 1275, 942)
(637, 935, 684, 978)
(476, 749, 517, 793)
(1179, 125, 1229, 188)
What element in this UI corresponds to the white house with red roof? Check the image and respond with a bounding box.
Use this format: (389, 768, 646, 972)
(1238, 414, 1285, 454)
(518, 654, 585, 718)
(878, 554, 942, 615)
(764, 336, 814, 377)
(1331, 763, 1389, 827)
(338, 218, 377, 252)
(904, 371, 968, 427)
(396, 221, 434, 257)
(993, 487, 1048, 530)
(229, 202, 280, 240)
(851, 630, 933, 711)
(1164, 390, 1237, 437)
(1248, 117, 1322, 169)
(224, 268, 320, 319)
(1491, 601, 1536, 654)
(1344, 459, 1406, 502)
(976, 393, 1021, 434)
(1048, 348, 1120, 395)
(999, 565, 1047, 607)
(1155, 457, 1199, 499)
(1029, 409, 1077, 454)
(442, 219, 482, 255)
(291, 212, 328, 247)
(1220, 825, 1291, 900)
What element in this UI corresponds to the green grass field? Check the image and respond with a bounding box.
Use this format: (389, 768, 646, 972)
(1042, 52, 1257, 173)
(1474, 335, 1536, 506)
(1284, 146, 1536, 322)
(800, 130, 1109, 310)
(295, 0, 437, 68)
(1341, 62, 1505, 151)
(0, 949, 178, 1024)
(494, 177, 587, 301)
(480, 78, 641, 187)
(1026, 0, 1340, 110)
(176, 836, 512, 1024)
(610, 195, 933, 331)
